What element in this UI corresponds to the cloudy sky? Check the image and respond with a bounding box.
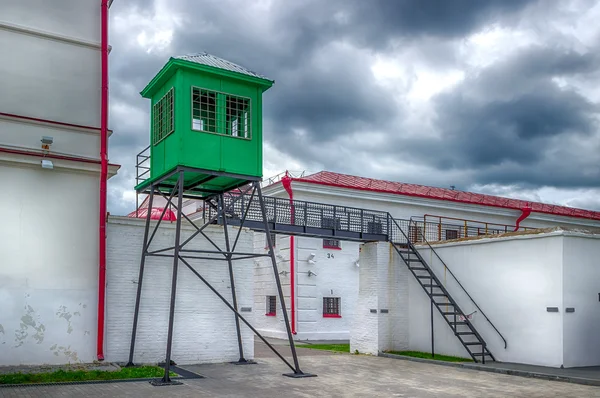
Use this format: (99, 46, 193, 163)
(107, 0, 600, 216)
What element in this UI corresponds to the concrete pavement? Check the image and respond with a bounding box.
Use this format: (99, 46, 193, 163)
(1, 342, 599, 397)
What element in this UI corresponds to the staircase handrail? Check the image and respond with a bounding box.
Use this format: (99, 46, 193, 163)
(406, 216, 507, 349)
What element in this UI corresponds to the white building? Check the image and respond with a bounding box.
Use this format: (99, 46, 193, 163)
(0, 1, 119, 365)
(351, 228, 600, 368)
(252, 170, 600, 350)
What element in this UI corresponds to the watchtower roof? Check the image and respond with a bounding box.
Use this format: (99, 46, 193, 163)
(141, 52, 274, 98)
(175, 52, 272, 81)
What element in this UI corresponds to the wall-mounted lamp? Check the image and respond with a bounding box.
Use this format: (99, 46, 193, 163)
(279, 270, 289, 276)
(41, 136, 53, 151)
(307, 270, 317, 277)
(307, 252, 316, 265)
(354, 259, 360, 268)
(41, 159, 54, 169)
(276, 253, 285, 261)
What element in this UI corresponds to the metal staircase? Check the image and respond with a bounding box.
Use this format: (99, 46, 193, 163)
(205, 191, 506, 363)
(388, 218, 505, 363)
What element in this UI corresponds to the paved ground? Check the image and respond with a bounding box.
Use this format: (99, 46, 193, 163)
(1, 342, 600, 397)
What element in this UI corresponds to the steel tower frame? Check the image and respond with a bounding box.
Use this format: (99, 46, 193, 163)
(127, 166, 315, 385)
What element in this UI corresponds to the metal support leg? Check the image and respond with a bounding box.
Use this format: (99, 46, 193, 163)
(220, 194, 254, 365)
(256, 183, 315, 378)
(152, 171, 185, 386)
(127, 188, 155, 367)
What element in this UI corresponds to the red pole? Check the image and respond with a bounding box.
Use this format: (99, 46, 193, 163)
(281, 172, 297, 334)
(97, 0, 109, 361)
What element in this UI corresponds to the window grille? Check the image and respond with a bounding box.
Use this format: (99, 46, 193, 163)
(323, 239, 341, 249)
(445, 229, 459, 240)
(226, 94, 250, 138)
(192, 88, 251, 138)
(323, 297, 341, 317)
(192, 88, 217, 133)
(153, 88, 174, 144)
(266, 296, 276, 315)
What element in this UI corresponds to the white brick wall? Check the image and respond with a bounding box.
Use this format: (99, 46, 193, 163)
(350, 242, 409, 354)
(106, 217, 254, 365)
(252, 232, 291, 339)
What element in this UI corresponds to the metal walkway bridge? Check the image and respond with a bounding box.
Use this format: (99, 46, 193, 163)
(204, 190, 507, 363)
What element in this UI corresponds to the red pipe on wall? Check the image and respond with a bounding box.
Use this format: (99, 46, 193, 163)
(97, 0, 109, 361)
(514, 203, 532, 232)
(281, 172, 297, 335)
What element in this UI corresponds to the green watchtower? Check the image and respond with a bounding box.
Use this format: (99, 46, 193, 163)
(135, 52, 274, 196)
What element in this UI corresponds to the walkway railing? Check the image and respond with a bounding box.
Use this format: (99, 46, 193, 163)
(411, 214, 532, 242)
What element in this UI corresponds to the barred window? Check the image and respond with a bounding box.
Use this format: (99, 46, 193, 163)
(323, 297, 341, 317)
(192, 87, 251, 138)
(226, 94, 251, 138)
(266, 296, 276, 316)
(192, 88, 217, 133)
(323, 239, 341, 249)
(152, 88, 174, 144)
(445, 230, 459, 240)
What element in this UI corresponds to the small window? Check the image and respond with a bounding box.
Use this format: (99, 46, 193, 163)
(323, 239, 341, 249)
(323, 297, 341, 318)
(152, 88, 174, 145)
(266, 296, 276, 316)
(192, 88, 217, 133)
(445, 230, 459, 240)
(226, 94, 251, 138)
(191, 88, 251, 138)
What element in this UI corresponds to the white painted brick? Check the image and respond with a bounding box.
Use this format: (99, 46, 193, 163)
(350, 242, 409, 355)
(105, 217, 254, 365)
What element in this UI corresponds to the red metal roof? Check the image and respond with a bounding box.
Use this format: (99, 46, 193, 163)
(292, 171, 600, 222)
(127, 207, 177, 221)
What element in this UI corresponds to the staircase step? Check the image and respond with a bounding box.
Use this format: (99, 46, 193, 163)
(404, 258, 422, 262)
(449, 321, 468, 325)
(456, 332, 475, 335)
(441, 312, 460, 315)
(422, 284, 441, 288)
(431, 293, 448, 297)
(417, 275, 432, 279)
(410, 267, 428, 271)
(472, 353, 492, 356)
(463, 342, 483, 346)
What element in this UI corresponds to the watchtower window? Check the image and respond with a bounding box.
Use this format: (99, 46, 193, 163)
(192, 88, 217, 133)
(191, 88, 251, 139)
(226, 94, 251, 138)
(152, 88, 174, 145)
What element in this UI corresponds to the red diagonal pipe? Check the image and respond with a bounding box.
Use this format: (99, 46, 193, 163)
(514, 203, 532, 232)
(97, 0, 109, 361)
(281, 172, 297, 335)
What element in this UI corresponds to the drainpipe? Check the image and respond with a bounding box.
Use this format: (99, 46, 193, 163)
(514, 203, 532, 232)
(97, 0, 109, 361)
(281, 171, 297, 335)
